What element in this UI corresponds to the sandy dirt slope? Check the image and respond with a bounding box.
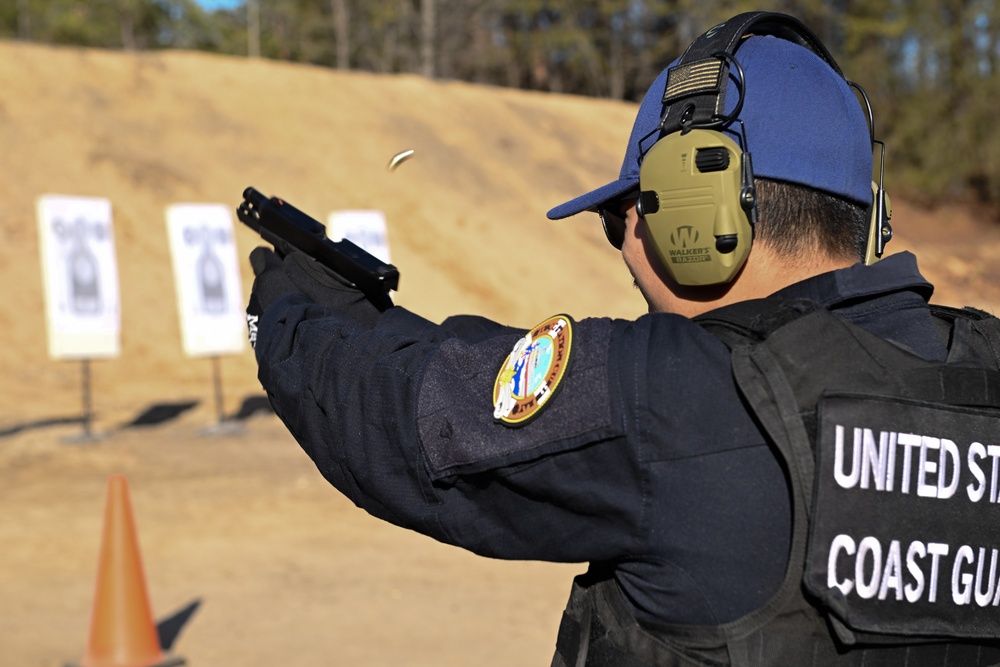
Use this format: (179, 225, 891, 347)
(2, 41, 1000, 667)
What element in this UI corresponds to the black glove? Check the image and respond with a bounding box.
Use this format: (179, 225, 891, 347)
(247, 247, 390, 342)
(248, 246, 296, 308)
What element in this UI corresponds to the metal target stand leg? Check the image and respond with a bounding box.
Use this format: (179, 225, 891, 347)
(65, 358, 105, 444)
(199, 356, 243, 437)
(82, 358, 93, 438)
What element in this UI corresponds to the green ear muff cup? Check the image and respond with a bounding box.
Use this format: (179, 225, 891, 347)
(638, 129, 754, 286)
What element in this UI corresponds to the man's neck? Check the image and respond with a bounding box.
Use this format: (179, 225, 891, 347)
(654, 247, 855, 318)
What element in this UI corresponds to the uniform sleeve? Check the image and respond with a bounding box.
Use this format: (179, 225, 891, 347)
(254, 296, 647, 563)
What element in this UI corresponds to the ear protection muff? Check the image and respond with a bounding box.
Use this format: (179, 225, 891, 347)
(636, 11, 891, 286)
(637, 128, 755, 285)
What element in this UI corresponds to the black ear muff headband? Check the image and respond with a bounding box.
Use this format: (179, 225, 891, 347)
(658, 13, 843, 137)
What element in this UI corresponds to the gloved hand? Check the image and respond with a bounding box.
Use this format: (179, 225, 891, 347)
(247, 246, 296, 312)
(246, 247, 391, 342)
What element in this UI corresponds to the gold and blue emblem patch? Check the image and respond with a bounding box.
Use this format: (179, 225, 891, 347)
(492, 315, 573, 426)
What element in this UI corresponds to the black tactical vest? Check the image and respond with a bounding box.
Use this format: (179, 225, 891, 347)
(552, 299, 1000, 667)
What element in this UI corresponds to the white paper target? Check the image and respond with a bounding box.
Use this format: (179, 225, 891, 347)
(36, 195, 121, 359)
(165, 204, 246, 357)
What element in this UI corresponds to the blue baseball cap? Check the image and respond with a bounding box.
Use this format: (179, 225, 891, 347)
(546, 35, 873, 219)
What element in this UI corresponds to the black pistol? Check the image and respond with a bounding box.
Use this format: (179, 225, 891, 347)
(237, 187, 400, 299)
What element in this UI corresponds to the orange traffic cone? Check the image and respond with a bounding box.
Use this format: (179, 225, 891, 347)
(79, 474, 171, 667)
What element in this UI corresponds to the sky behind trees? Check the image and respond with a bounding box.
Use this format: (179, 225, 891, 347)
(197, 0, 241, 9)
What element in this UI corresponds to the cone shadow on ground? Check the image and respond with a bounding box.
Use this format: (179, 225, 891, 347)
(157, 599, 202, 653)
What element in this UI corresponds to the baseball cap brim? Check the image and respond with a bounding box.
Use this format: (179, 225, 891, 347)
(545, 62, 672, 221)
(545, 178, 639, 220)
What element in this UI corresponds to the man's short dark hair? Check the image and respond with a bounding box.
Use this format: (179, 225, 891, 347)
(754, 178, 870, 263)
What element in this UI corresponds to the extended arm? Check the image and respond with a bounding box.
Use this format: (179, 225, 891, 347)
(253, 292, 645, 563)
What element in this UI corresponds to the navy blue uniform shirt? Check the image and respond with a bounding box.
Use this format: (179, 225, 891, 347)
(253, 251, 943, 627)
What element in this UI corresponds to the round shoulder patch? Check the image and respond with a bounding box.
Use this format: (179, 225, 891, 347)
(492, 315, 573, 427)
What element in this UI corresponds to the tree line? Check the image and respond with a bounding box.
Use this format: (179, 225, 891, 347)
(5, 0, 1000, 210)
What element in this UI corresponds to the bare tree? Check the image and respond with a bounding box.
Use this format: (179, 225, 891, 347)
(331, 0, 349, 69)
(16, 0, 31, 39)
(248, 0, 260, 57)
(421, 0, 436, 78)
